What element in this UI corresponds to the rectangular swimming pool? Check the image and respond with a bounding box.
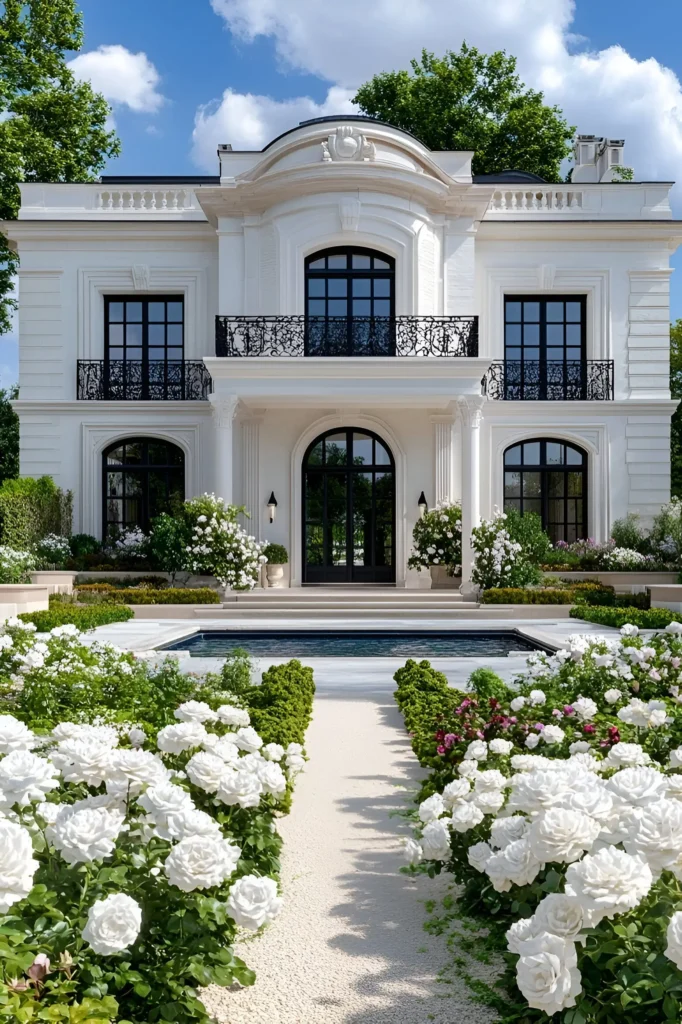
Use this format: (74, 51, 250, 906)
(160, 630, 552, 659)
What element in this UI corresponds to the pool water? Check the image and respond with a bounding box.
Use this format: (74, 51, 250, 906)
(161, 630, 550, 659)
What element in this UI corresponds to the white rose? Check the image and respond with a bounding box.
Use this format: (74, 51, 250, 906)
(137, 781, 193, 819)
(489, 738, 513, 756)
(533, 894, 584, 940)
(510, 696, 527, 712)
(666, 775, 682, 801)
(624, 799, 682, 878)
(128, 727, 146, 748)
(451, 802, 485, 832)
(418, 794, 445, 823)
(670, 747, 682, 769)
(420, 819, 451, 861)
(474, 790, 506, 814)
(164, 835, 241, 891)
(82, 893, 142, 955)
(603, 743, 651, 769)
(256, 761, 287, 797)
(203, 736, 240, 764)
(506, 915, 539, 954)
(507, 771, 571, 815)
(0, 750, 59, 806)
(286, 743, 303, 756)
(108, 750, 169, 793)
(529, 690, 546, 706)
(457, 760, 478, 778)
(226, 874, 282, 931)
(511, 754, 553, 772)
(666, 621, 682, 635)
(262, 743, 284, 761)
(525, 734, 540, 750)
(572, 697, 598, 721)
(604, 688, 622, 705)
(607, 766, 668, 807)
(185, 752, 227, 794)
(49, 804, 125, 865)
(540, 725, 565, 746)
(217, 705, 250, 727)
(403, 837, 422, 866)
(0, 819, 39, 911)
(665, 911, 682, 970)
(620, 623, 639, 637)
(528, 808, 601, 865)
(285, 753, 305, 774)
(0, 716, 36, 753)
(51, 739, 113, 787)
(565, 847, 652, 925)
(441, 779, 471, 809)
(568, 741, 590, 755)
(467, 841, 492, 873)
(157, 721, 208, 755)
(52, 723, 118, 747)
(490, 815, 529, 850)
(174, 701, 218, 724)
(474, 770, 506, 793)
(558, 783, 613, 823)
(235, 727, 263, 753)
(464, 740, 487, 761)
(216, 769, 263, 809)
(486, 837, 542, 892)
(516, 933, 582, 1015)
(165, 807, 222, 841)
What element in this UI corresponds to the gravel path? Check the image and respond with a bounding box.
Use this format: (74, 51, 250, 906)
(203, 691, 495, 1024)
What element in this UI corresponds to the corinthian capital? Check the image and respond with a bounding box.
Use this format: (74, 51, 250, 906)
(209, 394, 239, 429)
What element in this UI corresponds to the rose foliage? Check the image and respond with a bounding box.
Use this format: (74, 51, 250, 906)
(396, 621, 682, 1022)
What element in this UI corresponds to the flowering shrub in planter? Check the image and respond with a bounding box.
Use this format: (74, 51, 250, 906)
(184, 495, 266, 591)
(35, 533, 72, 569)
(471, 509, 540, 590)
(397, 623, 682, 1022)
(0, 621, 314, 1022)
(0, 546, 36, 584)
(407, 501, 462, 575)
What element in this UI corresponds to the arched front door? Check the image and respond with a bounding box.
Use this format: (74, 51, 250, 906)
(303, 429, 396, 584)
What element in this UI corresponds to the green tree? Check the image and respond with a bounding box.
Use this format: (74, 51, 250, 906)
(0, 384, 19, 485)
(354, 44, 575, 181)
(0, 0, 120, 333)
(671, 319, 682, 496)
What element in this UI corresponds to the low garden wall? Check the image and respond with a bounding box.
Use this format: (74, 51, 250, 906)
(543, 570, 678, 592)
(0, 583, 49, 620)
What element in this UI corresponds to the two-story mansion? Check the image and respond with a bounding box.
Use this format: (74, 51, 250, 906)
(5, 116, 680, 586)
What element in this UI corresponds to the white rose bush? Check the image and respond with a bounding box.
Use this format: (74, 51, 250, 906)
(395, 622, 682, 1022)
(407, 500, 462, 575)
(0, 619, 314, 1023)
(183, 494, 266, 591)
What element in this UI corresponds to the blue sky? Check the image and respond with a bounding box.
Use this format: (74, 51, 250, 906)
(3, 0, 682, 385)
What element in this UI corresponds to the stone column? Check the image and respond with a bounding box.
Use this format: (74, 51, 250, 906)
(241, 417, 262, 537)
(209, 394, 239, 505)
(457, 395, 485, 594)
(431, 409, 456, 503)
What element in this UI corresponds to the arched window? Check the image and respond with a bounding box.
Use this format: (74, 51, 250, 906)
(503, 439, 587, 544)
(303, 428, 395, 583)
(103, 438, 184, 537)
(305, 247, 395, 355)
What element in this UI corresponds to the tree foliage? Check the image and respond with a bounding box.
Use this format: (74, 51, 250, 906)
(0, 385, 19, 485)
(0, 0, 121, 333)
(354, 44, 575, 182)
(671, 319, 682, 497)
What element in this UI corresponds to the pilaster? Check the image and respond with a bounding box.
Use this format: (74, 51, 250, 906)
(457, 395, 485, 591)
(241, 416, 262, 537)
(209, 393, 239, 505)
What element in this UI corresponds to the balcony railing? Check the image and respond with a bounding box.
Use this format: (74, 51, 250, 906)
(484, 360, 614, 401)
(215, 315, 479, 357)
(77, 360, 212, 401)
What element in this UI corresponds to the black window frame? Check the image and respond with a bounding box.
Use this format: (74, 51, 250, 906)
(102, 437, 185, 538)
(503, 296, 587, 400)
(503, 438, 588, 544)
(104, 296, 185, 399)
(304, 247, 395, 355)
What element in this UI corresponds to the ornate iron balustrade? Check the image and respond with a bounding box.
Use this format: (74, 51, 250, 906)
(484, 360, 614, 401)
(215, 315, 479, 357)
(77, 360, 212, 401)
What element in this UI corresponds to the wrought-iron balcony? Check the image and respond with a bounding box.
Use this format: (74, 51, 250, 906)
(484, 360, 614, 401)
(77, 360, 212, 401)
(215, 315, 479, 357)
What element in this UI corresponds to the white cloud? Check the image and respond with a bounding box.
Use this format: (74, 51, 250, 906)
(199, 0, 682, 191)
(192, 85, 355, 167)
(68, 44, 165, 114)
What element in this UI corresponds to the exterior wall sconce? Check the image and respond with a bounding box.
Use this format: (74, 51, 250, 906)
(418, 491, 428, 518)
(267, 492, 278, 523)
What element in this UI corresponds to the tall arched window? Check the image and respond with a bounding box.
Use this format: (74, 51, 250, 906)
(503, 439, 587, 543)
(103, 438, 184, 537)
(305, 247, 395, 355)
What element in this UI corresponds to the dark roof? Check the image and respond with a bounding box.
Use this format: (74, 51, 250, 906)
(473, 170, 548, 184)
(99, 175, 220, 185)
(261, 115, 427, 152)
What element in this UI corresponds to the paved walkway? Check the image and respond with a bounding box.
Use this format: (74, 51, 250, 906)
(202, 689, 495, 1024)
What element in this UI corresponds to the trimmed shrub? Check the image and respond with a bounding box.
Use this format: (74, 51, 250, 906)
(262, 543, 288, 565)
(0, 476, 72, 549)
(69, 533, 101, 558)
(481, 587, 575, 604)
(569, 605, 682, 629)
(19, 604, 134, 631)
(75, 575, 170, 589)
(467, 667, 509, 703)
(116, 587, 220, 605)
(247, 660, 315, 749)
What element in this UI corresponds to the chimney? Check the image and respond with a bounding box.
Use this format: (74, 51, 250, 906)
(572, 135, 627, 182)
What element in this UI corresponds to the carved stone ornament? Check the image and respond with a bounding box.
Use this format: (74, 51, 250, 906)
(131, 264, 150, 291)
(339, 199, 361, 232)
(321, 126, 376, 163)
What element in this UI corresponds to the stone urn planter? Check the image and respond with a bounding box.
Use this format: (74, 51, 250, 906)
(429, 565, 461, 589)
(265, 564, 287, 588)
(262, 544, 289, 589)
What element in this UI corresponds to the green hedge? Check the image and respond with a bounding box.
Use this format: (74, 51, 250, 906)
(0, 476, 72, 549)
(116, 587, 220, 605)
(246, 660, 315, 749)
(570, 605, 682, 629)
(19, 604, 134, 631)
(481, 587, 575, 604)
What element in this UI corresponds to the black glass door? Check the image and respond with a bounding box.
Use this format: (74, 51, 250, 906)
(303, 429, 395, 583)
(305, 248, 395, 355)
(504, 297, 586, 399)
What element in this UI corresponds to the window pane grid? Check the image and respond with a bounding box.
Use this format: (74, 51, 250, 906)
(105, 297, 185, 364)
(103, 438, 184, 537)
(503, 439, 587, 543)
(305, 248, 395, 354)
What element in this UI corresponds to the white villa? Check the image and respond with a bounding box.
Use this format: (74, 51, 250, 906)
(5, 116, 680, 586)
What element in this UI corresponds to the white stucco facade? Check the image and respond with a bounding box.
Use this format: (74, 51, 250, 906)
(5, 116, 681, 586)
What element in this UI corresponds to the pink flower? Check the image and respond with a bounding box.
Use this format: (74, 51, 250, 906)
(583, 724, 596, 734)
(563, 705, 575, 716)
(672, 658, 681, 669)
(509, 716, 518, 724)
(552, 709, 563, 718)
(444, 734, 457, 749)
(649, 669, 661, 681)
(534, 722, 545, 731)
(437, 745, 446, 755)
